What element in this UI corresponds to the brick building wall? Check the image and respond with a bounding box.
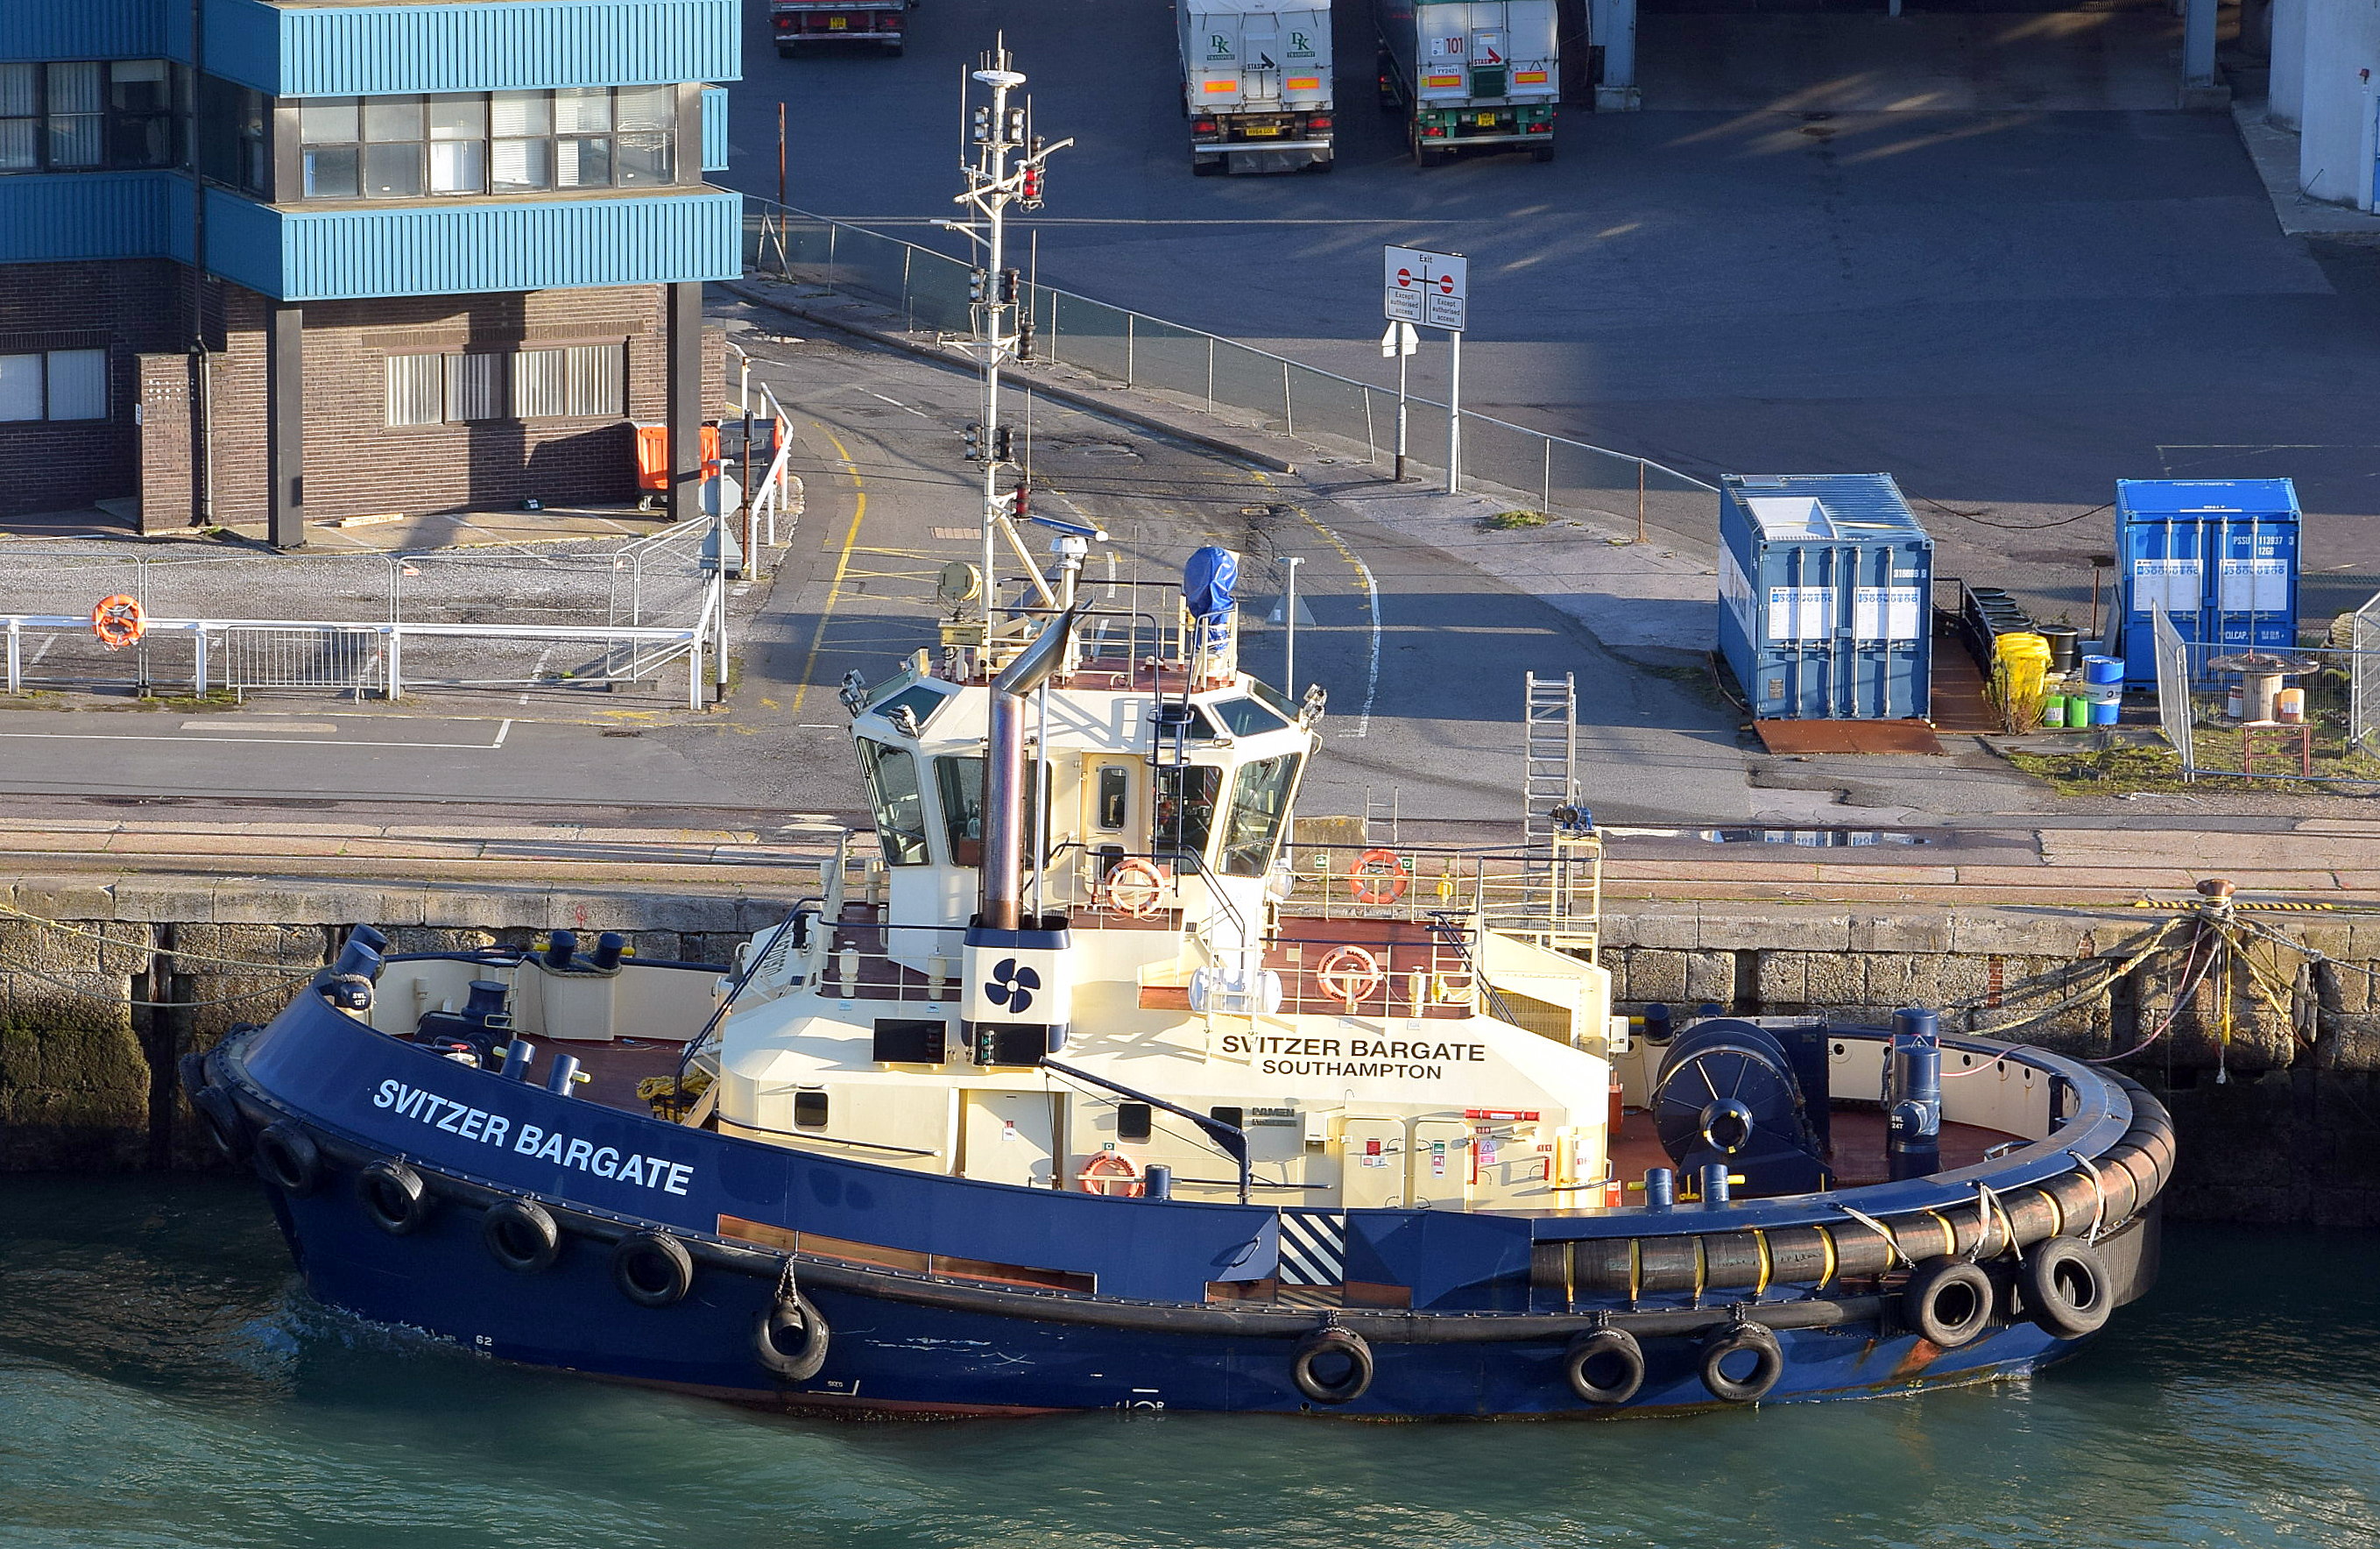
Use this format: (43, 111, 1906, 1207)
(199, 282, 727, 527)
(0, 263, 727, 528)
(0, 259, 193, 520)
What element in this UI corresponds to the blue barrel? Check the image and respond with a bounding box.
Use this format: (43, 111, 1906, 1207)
(2089, 698, 2120, 725)
(2082, 654, 2124, 686)
(1717, 474, 1932, 720)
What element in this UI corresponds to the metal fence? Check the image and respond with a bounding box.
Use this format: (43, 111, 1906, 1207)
(2148, 617, 2380, 787)
(744, 199, 1717, 532)
(0, 519, 725, 704)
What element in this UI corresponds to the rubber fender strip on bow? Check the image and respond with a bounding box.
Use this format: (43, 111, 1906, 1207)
(1837, 1205, 1911, 1270)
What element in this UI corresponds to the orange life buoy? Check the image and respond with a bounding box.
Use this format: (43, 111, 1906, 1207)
(1106, 858, 1167, 918)
(1315, 944, 1383, 1009)
(1347, 848, 1409, 904)
(90, 595, 145, 650)
(1077, 1150, 1143, 1197)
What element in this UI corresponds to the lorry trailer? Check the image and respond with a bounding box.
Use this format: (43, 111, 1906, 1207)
(1178, 2, 1335, 174)
(1374, 0, 1556, 166)
(771, 0, 914, 57)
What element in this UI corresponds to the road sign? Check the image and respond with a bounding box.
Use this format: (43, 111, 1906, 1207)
(1380, 321, 1419, 357)
(1384, 244, 1466, 332)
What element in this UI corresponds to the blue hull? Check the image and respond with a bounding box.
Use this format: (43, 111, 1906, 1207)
(272, 1181, 2087, 1417)
(209, 976, 2169, 1418)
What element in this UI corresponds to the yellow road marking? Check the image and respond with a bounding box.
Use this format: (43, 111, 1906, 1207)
(791, 426, 868, 712)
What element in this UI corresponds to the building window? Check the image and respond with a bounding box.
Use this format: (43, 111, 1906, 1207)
(0, 350, 109, 423)
(386, 344, 627, 427)
(300, 88, 675, 202)
(385, 354, 442, 427)
(196, 75, 269, 197)
(0, 61, 180, 174)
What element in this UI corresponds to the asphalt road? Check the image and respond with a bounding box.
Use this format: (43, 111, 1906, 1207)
(724, 0, 2380, 631)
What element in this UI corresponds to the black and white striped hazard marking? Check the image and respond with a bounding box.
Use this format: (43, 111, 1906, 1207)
(1275, 1212, 1346, 1286)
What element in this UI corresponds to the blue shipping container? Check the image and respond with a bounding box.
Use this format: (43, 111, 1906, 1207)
(2112, 478, 2299, 687)
(1717, 473, 1933, 720)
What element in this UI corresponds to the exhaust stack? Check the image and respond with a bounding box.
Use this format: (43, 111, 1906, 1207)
(980, 606, 1078, 930)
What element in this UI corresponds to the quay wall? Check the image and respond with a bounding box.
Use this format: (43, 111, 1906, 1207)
(0, 874, 2374, 1227)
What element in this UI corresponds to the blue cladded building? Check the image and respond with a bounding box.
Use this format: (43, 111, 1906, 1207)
(2, 0, 739, 541)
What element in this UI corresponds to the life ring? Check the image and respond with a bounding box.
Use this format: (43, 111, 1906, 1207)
(2020, 1236, 2112, 1340)
(1077, 1150, 1144, 1197)
(1289, 1326, 1374, 1405)
(483, 1198, 563, 1274)
(1563, 1326, 1646, 1406)
(1106, 858, 1167, 918)
(756, 1290, 831, 1381)
(1315, 944, 1383, 1009)
(357, 1159, 432, 1235)
(253, 1121, 322, 1198)
(89, 595, 145, 650)
(1347, 848, 1410, 904)
(1699, 1321, 1783, 1404)
(612, 1229, 696, 1308)
(1903, 1255, 1995, 1348)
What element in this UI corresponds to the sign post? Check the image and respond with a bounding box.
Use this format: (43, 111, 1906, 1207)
(1383, 244, 1468, 494)
(1378, 320, 1418, 482)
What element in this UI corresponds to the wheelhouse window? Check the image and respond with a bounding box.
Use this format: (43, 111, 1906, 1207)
(298, 87, 676, 201)
(1208, 697, 1289, 737)
(1217, 753, 1302, 877)
(0, 60, 180, 174)
(856, 740, 929, 866)
(1155, 765, 1222, 864)
(935, 756, 1045, 868)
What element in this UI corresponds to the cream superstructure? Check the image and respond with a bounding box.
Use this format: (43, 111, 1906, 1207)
(695, 563, 1621, 1214)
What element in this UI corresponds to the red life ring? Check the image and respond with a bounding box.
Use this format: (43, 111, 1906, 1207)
(1347, 848, 1409, 904)
(1077, 1150, 1143, 1197)
(1316, 944, 1383, 1009)
(1107, 858, 1167, 918)
(91, 595, 145, 650)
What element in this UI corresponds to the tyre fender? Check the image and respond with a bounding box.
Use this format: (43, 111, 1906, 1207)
(1699, 1321, 1783, 1404)
(1290, 1326, 1375, 1405)
(1902, 1255, 1996, 1349)
(482, 1198, 562, 1274)
(756, 1291, 831, 1382)
(2021, 1235, 2113, 1340)
(357, 1159, 432, 1236)
(1562, 1326, 1646, 1406)
(253, 1121, 322, 1198)
(612, 1230, 696, 1308)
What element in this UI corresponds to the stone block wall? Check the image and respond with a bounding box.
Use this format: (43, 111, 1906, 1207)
(0, 875, 2373, 1226)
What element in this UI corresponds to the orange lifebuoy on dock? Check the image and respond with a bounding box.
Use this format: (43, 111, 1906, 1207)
(1077, 1150, 1143, 1197)
(90, 595, 145, 650)
(1347, 847, 1410, 904)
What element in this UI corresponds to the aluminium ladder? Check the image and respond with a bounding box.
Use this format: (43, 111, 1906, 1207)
(1522, 670, 1578, 842)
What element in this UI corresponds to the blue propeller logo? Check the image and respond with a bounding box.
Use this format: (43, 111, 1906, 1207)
(985, 957, 1040, 1015)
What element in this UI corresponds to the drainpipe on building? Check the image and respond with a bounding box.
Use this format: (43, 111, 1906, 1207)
(189, 0, 213, 527)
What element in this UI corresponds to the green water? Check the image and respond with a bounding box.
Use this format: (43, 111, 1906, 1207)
(0, 1177, 2373, 1549)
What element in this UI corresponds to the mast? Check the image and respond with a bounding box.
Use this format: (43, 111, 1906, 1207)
(937, 39, 1071, 658)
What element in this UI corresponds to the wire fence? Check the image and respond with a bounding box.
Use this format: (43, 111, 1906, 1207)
(2143, 616, 2380, 787)
(742, 198, 1718, 534)
(0, 520, 723, 702)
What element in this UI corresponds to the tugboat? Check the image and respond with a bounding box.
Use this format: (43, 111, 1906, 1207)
(186, 51, 2170, 1419)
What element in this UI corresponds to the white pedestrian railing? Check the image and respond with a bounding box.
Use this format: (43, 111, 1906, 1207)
(1, 598, 720, 710)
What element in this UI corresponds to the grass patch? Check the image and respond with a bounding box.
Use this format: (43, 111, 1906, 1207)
(1479, 510, 1550, 531)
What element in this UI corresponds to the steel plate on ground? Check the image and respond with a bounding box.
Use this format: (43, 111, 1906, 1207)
(1754, 719, 1945, 755)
